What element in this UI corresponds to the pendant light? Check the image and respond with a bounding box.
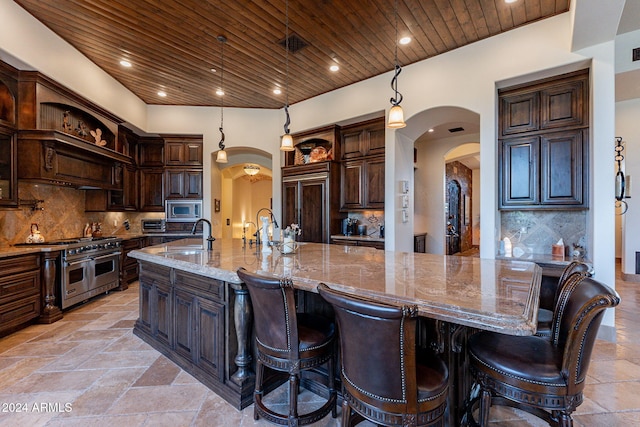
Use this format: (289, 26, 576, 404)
(280, 0, 295, 151)
(388, 0, 406, 129)
(216, 35, 229, 163)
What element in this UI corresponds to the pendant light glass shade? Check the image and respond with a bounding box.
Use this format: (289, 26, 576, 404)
(388, 105, 406, 128)
(216, 149, 228, 163)
(280, 133, 294, 151)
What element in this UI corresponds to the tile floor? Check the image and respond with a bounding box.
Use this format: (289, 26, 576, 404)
(0, 263, 639, 426)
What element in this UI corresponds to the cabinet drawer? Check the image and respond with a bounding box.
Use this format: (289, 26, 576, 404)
(0, 293, 41, 333)
(175, 271, 225, 302)
(0, 254, 40, 276)
(0, 270, 40, 302)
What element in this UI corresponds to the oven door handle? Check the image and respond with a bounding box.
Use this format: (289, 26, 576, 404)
(65, 258, 92, 267)
(93, 252, 122, 261)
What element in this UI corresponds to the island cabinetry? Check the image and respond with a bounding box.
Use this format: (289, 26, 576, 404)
(134, 261, 249, 408)
(0, 254, 41, 337)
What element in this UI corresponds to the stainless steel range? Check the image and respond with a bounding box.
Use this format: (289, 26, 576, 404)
(60, 237, 122, 309)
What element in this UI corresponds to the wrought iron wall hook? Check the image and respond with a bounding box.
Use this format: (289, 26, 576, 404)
(615, 137, 628, 214)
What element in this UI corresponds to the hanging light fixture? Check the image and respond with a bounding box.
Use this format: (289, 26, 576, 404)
(216, 35, 229, 163)
(280, 0, 295, 151)
(388, 0, 406, 129)
(243, 164, 260, 176)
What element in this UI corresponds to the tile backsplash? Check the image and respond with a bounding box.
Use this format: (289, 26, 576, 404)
(500, 210, 588, 257)
(0, 183, 162, 246)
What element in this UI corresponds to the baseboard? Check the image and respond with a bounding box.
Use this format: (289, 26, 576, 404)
(621, 272, 640, 282)
(597, 325, 617, 343)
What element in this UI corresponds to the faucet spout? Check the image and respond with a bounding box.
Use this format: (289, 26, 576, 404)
(192, 218, 215, 250)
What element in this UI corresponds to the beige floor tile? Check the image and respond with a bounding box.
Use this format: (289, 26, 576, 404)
(107, 383, 208, 415)
(573, 411, 640, 426)
(588, 359, 640, 382)
(0, 356, 58, 389)
(77, 349, 160, 369)
(132, 355, 181, 387)
(583, 381, 640, 412)
(0, 391, 79, 427)
(44, 414, 148, 427)
(4, 368, 108, 394)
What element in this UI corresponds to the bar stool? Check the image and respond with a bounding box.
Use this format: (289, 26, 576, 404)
(536, 261, 591, 337)
(468, 275, 620, 426)
(317, 283, 448, 427)
(236, 268, 337, 426)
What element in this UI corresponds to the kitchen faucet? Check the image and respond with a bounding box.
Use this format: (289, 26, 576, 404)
(191, 218, 215, 250)
(255, 208, 279, 246)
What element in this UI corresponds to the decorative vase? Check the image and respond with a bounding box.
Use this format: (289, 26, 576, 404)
(282, 230, 298, 254)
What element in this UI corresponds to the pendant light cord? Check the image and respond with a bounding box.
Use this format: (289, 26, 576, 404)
(390, 0, 403, 106)
(218, 35, 226, 149)
(283, 0, 291, 134)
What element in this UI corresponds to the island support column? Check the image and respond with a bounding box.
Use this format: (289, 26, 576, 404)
(230, 282, 254, 386)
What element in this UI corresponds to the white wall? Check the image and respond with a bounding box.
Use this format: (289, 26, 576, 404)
(616, 98, 640, 274)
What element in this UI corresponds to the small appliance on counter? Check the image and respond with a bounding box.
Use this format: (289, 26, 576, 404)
(141, 218, 166, 233)
(342, 218, 358, 236)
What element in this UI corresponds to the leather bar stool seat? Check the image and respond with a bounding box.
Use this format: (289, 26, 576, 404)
(468, 274, 620, 427)
(318, 283, 448, 427)
(237, 268, 337, 426)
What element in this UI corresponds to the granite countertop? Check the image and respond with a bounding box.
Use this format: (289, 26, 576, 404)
(131, 238, 541, 335)
(330, 234, 385, 242)
(496, 253, 591, 267)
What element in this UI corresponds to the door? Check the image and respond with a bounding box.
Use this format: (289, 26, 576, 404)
(446, 180, 461, 255)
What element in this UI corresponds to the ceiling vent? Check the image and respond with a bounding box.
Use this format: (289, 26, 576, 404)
(633, 47, 640, 62)
(279, 33, 308, 53)
(448, 127, 465, 133)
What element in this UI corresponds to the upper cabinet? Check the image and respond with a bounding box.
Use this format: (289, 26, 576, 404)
(339, 118, 385, 211)
(498, 70, 589, 210)
(283, 125, 339, 168)
(164, 136, 203, 166)
(0, 62, 18, 207)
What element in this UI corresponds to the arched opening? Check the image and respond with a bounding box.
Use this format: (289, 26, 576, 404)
(212, 147, 273, 241)
(409, 106, 480, 255)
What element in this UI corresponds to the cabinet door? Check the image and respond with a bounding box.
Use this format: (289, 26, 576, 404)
(138, 140, 164, 167)
(139, 168, 164, 211)
(341, 160, 363, 210)
(540, 130, 585, 206)
(165, 142, 185, 166)
(174, 289, 194, 359)
(184, 170, 202, 198)
(340, 129, 364, 159)
(194, 297, 224, 379)
(165, 169, 185, 199)
(541, 80, 586, 130)
(500, 92, 539, 136)
(300, 178, 327, 243)
(282, 180, 299, 228)
(365, 157, 385, 208)
(367, 127, 386, 157)
(0, 129, 17, 207)
(500, 137, 539, 208)
(155, 282, 172, 347)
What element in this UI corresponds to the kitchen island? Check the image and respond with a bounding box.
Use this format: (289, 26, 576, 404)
(129, 238, 541, 420)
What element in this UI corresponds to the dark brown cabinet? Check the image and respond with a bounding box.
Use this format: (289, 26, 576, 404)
(139, 168, 165, 211)
(414, 233, 427, 253)
(498, 70, 588, 210)
(282, 162, 342, 243)
(339, 118, 385, 211)
(500, 130, 586, 209)
(331, 237, 384, 250)
(120, 236, 145, 287)
(0, 254, 41, 337)
(164, 137, 203, 166)
(165, 169, 203, 199)
(0, 127, 17, 207)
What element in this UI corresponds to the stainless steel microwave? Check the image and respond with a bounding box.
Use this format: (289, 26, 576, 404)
(165, 200, 202, 222)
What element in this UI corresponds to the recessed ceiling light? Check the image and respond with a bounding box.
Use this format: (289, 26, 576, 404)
(505, 0, 518, 3)
(157, 91, 167, 97)
(428, 128, 434, 133)
(216, 89, 224, 96)
(120, 60, 132, 67)
(329, 64, 339, 72)
(210, 68, 217, 73)
(399, 37, 411, 45)
(273, 88, 282, 95)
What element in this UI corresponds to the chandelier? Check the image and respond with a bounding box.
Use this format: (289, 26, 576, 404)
(243, 164, 260, 176)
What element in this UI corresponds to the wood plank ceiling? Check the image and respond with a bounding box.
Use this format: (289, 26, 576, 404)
(14, 0, 570, 109)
